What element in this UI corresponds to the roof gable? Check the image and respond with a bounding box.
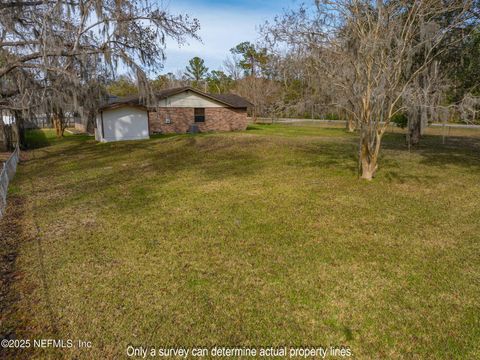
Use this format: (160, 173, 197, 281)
(158, 89, 224, 108)
(100, 87, 253, 111)
(155, 87, 253, 108)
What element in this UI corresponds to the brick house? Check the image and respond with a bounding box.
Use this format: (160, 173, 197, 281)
(95, 87, 252, 142)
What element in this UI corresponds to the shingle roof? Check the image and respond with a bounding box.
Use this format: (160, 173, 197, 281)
(99, 86, 253, 111)
(154, 86, 191, 99)
(208, 93, 253, 108)
(99, 95, 146, 111)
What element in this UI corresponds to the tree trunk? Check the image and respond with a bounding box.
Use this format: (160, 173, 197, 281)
(86, 109, 96, 134)
(52, 109, 65, 137)
(409, 110, 422, 146)
(346, 115, 356, 132)
(408, 73, 429, 145)
(53, 115, 60, 137)
(0, 126, 5, 152)
(359, 130, 381, 181)
(13, 111, 26, 148)
(420, 102, 428, 136)
(361, 160, 377, 180)
(360, 146, 378, 180)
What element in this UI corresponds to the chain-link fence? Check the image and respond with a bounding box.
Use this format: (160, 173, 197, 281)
(0, 144, 20, 219)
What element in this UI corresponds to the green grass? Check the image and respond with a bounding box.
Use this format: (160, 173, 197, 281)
(2, 125, 480, 359)
(24, 128, 92, 149)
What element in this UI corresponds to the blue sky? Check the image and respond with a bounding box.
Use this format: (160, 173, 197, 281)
(158, 0, 299, 75)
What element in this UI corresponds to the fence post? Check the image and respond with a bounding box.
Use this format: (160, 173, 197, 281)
(0, 143, 20, 219)
(0, 164, 7, 217)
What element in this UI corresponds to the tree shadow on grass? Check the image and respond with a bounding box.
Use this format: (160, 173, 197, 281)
(25, 129, 94, 150)
(290, 139, 359, 175)
(26, 134, 268, 213)
(25, 130, 480, 212)
(68, 134, 265, 181)
(416, 135, 480, 169)
(289, 131, 480, 183)
(377, 133, 480, 183)
(25, 129, 51, 149)
(382, 133, 480, 168)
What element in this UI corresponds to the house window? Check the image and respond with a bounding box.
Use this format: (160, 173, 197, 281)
(194, 108, 205, 122)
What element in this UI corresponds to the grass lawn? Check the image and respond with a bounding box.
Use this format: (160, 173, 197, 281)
(1, 124, 480, 359)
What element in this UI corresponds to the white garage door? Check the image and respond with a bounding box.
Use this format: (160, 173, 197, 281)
(102, 106, 149, 142)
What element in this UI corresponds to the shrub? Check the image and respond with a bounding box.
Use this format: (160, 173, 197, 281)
(391, 113, 408, 128)
(324, 113, 340, 120)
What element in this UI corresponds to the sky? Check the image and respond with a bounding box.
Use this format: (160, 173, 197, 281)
(157, 0, 298, 75)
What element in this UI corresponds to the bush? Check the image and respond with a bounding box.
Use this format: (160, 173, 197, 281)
(324, 113, 340, 120)
(391, 113, 408, 128)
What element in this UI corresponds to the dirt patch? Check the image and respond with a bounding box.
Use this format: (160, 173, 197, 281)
(65, 127, 89, 135)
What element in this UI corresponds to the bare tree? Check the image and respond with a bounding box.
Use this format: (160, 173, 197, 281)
(404, 60, 446, 146)
(459, 93, 480, 123)
(264, 0, 476, 179)
(223, 55, 243, 81)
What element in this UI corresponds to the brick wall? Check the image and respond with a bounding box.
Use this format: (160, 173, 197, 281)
(148, 107, 248, 134)
(149, 107, 193, 134)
